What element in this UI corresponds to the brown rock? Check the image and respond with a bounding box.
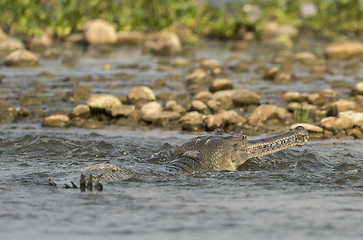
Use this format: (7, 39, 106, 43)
(290, 123, 324, 133)
(333, 117, 353, 130)
(189, 100, 208, 113)
(320, 117, 337, 130)
(209, 78, 233, 93)
(307, 93, 325, 106)
(83, 19, 117, 45)
(325, 41, 363, 59)
(81, 119, 105, 129)
(201, 59, 223, 69)
(87, 94, 122, 111)
(263, 66, 279, 80)
(327, 99, 357, 116)
(144, 32, 182, 56)
(0, 103, 17, 123)
(186, 68, 210, 85)
(207, 100, 222, 113)
(294, 52, 316, 61)
(141, 101, 162, 119)
(195, 91, 212, 103)
(283, 91, 307, 102)
(249, 104, 287, 126)
(232, 89, 260, 106)
(71, 104, 90, 118)
(338, 111, 363, 127)
(179, 111, 204, 131)
(127, 86, 156, 106)
(220, 110, 247, 126)
(205, 115, 223, 131)
(117, 31, 145, 44)
(28, 32, 52, 51)
(0, 28, 7, 43)
(5, 49, 39, 67)
(352, 82, 363, 95)
(108, 105, 135, 117)
(0, 39, 24, 52)
(143, 111, 180, 122)
(42, 114, 70, 128)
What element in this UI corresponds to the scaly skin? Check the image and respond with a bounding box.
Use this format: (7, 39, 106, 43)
(51, 126, 308, 190)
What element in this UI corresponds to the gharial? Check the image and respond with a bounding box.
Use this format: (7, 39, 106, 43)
(49, 126, 309, 191)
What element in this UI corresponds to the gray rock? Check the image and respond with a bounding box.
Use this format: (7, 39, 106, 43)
(5, 49, 39, 67)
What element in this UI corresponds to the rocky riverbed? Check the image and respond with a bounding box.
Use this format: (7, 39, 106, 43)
(1, 19, 363, 139)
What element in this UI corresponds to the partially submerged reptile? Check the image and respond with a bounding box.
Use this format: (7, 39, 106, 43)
(49, 126, 309, 191)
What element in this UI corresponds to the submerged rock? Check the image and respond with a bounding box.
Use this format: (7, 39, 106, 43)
(5, 49, 39, 67)
(83, 19, 117, 45)
(42, 114, 71, 128)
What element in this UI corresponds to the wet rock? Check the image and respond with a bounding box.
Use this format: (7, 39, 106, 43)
(42, 114, 70, 128)
(333, 117, 353, 130)
(207, 100, 222, 113)
(201, 59, 223, 70)
(209, 78, 233, 93)
(71, 104, 90, 119)
(249, 104, 288, 126)
(189, 100, 209, 114)
(204, 114, 223, 131)
(179, 111, 204, 131)
(186, 68, 210, 85)
(276, 72, 295, 82)
(211, 90, 234, 109)
(231, 89, 260, 107)
(173, 58, 193, 67)
(327, 99, 357, 116)
(346, 128, 363, 139)
(320, 89, 339, 100)
(108, 105, 135, 117)
(165, 101, 186, 115)
(325, 41, 363, 59)
(290, 123, 324, 133)
(352, 82, 363, 95)
(117, 31, 145, 44)
(0, 39, 25, 52)
(283, 91, 307, 102)
(143, 111, 180, 122)
(127, 86, 156, 106)
(157, 90, 176, 101)
(220, 110, 247, 126)
(195, 91, 212, 103)
(5, 49, 39, 67)
(144, 32, 182, 56)
(320, 117, 337, 130)
(81, 119, 105, 129)
(87, 94, 122, 111)
(307, 93, 325, 106)
(0, 102, 17, 123)
(141, 101, 162, 119)
(28, 32, 52, 51)
(263, 66, 279, 80)
(83, 19, 117, 45)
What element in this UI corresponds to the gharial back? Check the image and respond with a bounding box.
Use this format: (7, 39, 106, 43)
(168, 131, 241, 172)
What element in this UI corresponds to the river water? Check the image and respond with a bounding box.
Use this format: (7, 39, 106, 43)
(0, 40, 363, 239)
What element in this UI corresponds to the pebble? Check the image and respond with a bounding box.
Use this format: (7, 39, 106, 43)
(42, 114, 70, 128)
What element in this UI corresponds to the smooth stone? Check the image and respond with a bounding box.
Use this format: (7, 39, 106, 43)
(83, 19, 117, 45)
(209, 78, 233, 93)
(87, 94, 122, 110)
(108, 105, 135, 117)
(71, 104, 90, 119)
(173, 58, 193, 67)
(320, 117, 337, 130)
(28, 32, 52, 51)
(143, 111, 180, 122)
(283, 91, 308, 102)
(328, 99, 357, 116)
(5, 49, 39, 67)
(127, 86, 156, 105)
(0, 28, 7, 43)
(204, 115, 223, 131)
(195, 91, 212, 103)
(201, 59, 222, 69)
(338, 111, 363, 127)
(325, 41, 363, 59)
(0, 39, 25, 52)
(144, 32, 182, 56)
(231, 89, 260, 106)
(189, 100, 208, 113)
(0, 102, 17, 123)
(307, 93, 325, 106)
(294, 52, 316, 61)
(141, 101, 162, 119)
(179, 111, 204, 131)
(290, 123, 324, 133)
(263, 66, 279, 80)
(249, 104, 288, 126)
(207, 100, 222, 113)
(333, 117, 353, 130)
(186, 68, 210, 85)
(352, 82, 363, 95)
(81, 119, 105, 129)
(42, 114, 70, 128)
(220, 110, 247, 126)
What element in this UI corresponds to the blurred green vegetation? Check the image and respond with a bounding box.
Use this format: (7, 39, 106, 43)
(1, 0, 363, 41)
